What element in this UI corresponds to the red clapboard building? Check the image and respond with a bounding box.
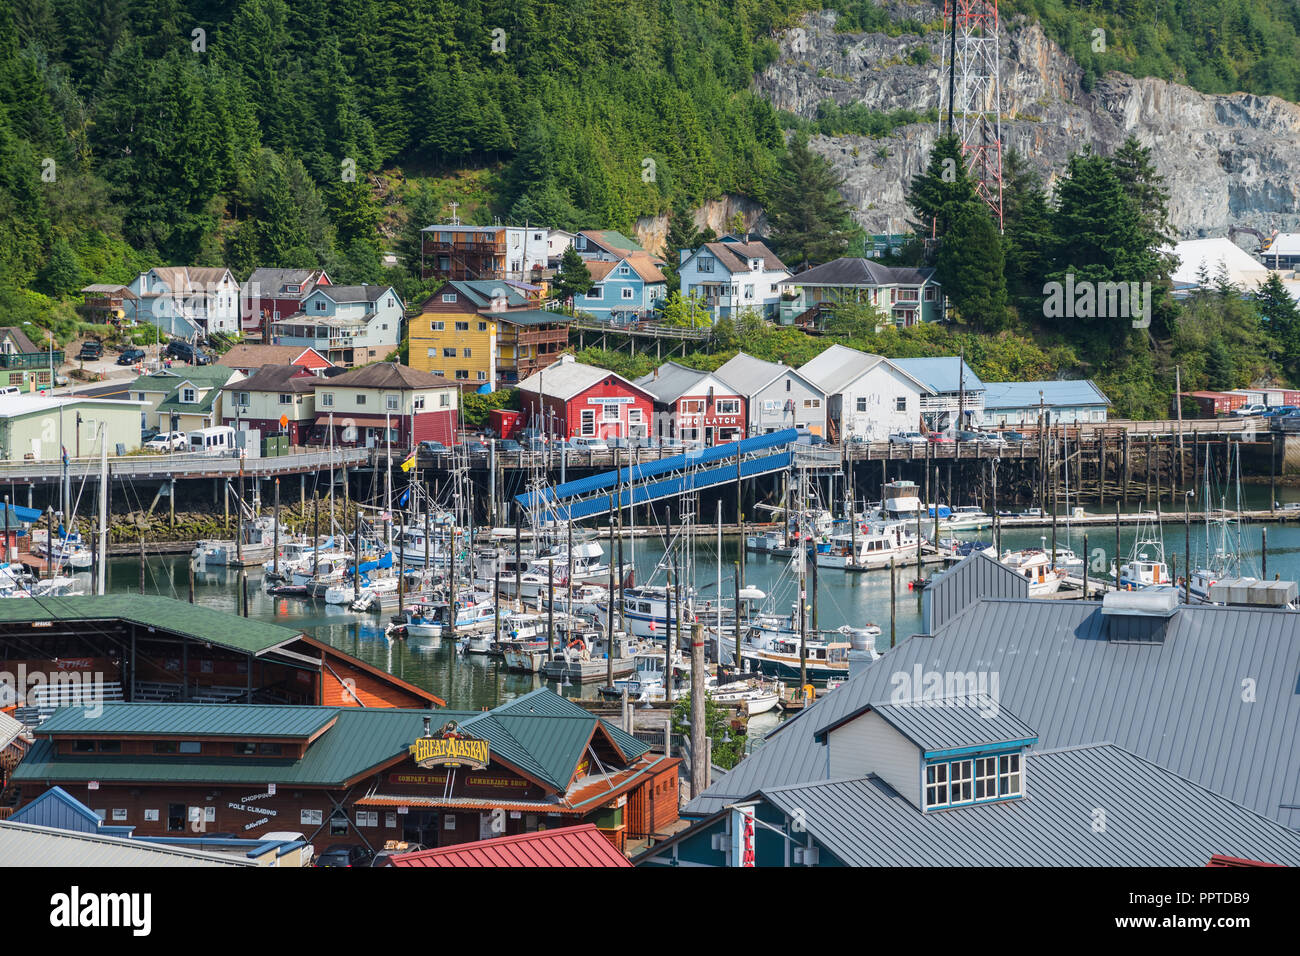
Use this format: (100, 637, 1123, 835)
(239, 269, 332, 342)
(633, 361, 746, 446)
(517, 355, 653, 442)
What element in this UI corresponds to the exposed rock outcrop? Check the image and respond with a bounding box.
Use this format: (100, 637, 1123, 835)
(755, 8, 1300, 239)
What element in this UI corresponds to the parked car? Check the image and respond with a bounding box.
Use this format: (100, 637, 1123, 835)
(77, 341, 103, 361)
(314, 844, 373, 868)
(495, 439, 522, 453)
(370, 842, 427, 867)
(464, 440, 491, 455)
(927, 432, 953, 443)
(141, 427, 160, 444)
(1264, 405, 1298, 418)
(889, 432, 927, 445)
(116, 347, 147, 366)
(1233, 403, 1268, 416)
(1000, 431, 1027, 443)
(165, 341, 212, 365)
(959, 429, 1006, 447)
(570, 436, 609, 453)
(419, 440, 449, 455)
(144, 430, 187, 453)
(261, 831, 315, 867)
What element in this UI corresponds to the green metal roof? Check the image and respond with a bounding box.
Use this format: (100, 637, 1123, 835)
(37, 703, 339, 740)
(156, 386, 219, 415)
(494, 309, 569, 326)
(14, 707, 441, 788)
(0, 595, 304, 655)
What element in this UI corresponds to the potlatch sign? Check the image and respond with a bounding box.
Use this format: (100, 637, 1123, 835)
(409, 730, 489, 770)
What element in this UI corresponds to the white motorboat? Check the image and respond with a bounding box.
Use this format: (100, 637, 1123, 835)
(1000, 549, 1068, 596)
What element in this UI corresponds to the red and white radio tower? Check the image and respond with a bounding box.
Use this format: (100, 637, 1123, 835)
(938, 0, 1004, 230)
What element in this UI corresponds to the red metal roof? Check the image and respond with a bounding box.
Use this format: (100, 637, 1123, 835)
(1206, 854, 1284, 867)
(389, 824, 630, 868)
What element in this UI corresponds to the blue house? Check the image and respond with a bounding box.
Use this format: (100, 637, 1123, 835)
(575, 255, 667, 322)
(10, 785, 136, 837)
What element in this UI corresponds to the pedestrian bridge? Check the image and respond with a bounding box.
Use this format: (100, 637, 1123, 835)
(514, 428, 799, 524)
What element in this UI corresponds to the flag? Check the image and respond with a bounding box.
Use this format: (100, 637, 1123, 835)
(398, 489, 410, 508)
(400, 450, 416, 472)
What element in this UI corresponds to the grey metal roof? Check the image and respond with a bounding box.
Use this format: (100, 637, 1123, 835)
(0, 710, 23, 751)
(714, 352, 822, 399)
(780, 257, 936, 288)
(982, 379, 1111, 410)
(922, 551, 1028, 632)
(870, 695, 1038, 756)
(633, 362, 716, 404)
(688, 598, 1300, 826)
(797, 344, 889, 395)
(0, 820, 256, 866)
(754, 744, 1300, 866)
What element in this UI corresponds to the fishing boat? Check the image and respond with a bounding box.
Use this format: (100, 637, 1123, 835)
(262, 536, 335, 579)
(192, 516, 285, 568)
(1114, 516, 1171, 590)
(621, 584, 701, 640)
(30, 528, 93, 570)
(1000, 549, 1068, 596)
(710, 676, 784, 716)
(814, 523, 918, 571)
(740, 635, 851, 684)
(744, 529, 787, 553)
(943, 506, 993, 532)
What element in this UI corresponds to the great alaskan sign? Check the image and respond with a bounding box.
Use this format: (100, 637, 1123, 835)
(409, 722, 490, 770)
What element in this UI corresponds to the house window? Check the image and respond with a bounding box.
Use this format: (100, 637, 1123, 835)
(478, 322, 488, 331)
(925, 762, 949, 808)
(924, 287, 936, 301)
(716, 399, 740, 415)
(455, 370, 469, 379)
(442, 293, 457, 303)
(682, 399, 704, 414)
(427, 347, 438, 358)
(178, 741, 201, 754)
(387, 394, 400, 411)
(477, 371, 487, 381)
(895, 396, 906, 412)
(431, 321, 444, 331)
(580, 409, 596, 435)
(413, 396, 425, 410)
(785, 379, 791, 392)
(277, 393, 292, 405)
(949, 759, 973, 803)
(698, 258, 714, 273)
(443, 348, 457, 357)
(455, 321, 469, 331)
(587, 286, 603, 300)
(463, 348, 471, 358)
(181, 388, 196, 404)
(602, 403, 619, 422)
(975, 756, 998, 799)
(439, 393, 450, 407)
(618, 265, 629, 275)
(356, 394, 366, 405)
(856, 397, 867, 412)
(321, 393, 334, 407)
(999, 754, 1022, 796)
(621, 287, 635, 300)
(237, 392, 250, 407)
(315, 300, 326, 311)
(628, 408, 643, 425)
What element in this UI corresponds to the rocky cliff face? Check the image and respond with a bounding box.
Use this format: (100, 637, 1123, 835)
(755, 7, 1300, 239)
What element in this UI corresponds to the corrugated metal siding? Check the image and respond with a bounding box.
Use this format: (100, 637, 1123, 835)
(758, 745, 1300, 866)
(872, 695, 1037, 754)
(0, 820, 255, 866)
(391, 823, 630, 867)
(923, 553, 1028, 633)
(37, 702, 336, 739)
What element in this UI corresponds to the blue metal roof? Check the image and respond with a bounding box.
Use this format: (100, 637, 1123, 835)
(891, 357, 984, 393)
(515, 429, 797, 511)
(982, 379, 1110, 410)
(688, 598, 1300, 825)
(1, 504, 41, 525)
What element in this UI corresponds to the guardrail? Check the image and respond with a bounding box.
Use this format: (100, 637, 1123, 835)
(0, 447, 370, 482)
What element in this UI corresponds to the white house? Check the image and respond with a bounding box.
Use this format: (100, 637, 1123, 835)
(126, 267, 241, 338)
(677, 237, 790, 321)
(714, 352, 827, 436)
(798, 344, 933, 442)
(269, 284, 404, 368)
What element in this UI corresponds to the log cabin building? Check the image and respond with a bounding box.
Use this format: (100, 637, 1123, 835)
(10, 689, 680, 855)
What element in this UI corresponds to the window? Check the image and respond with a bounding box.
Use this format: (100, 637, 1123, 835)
(716, 399, 740, 415)
(462, 348, 471, 358)
(580, 409, 596, 436)
(698, 257, 714, 273)
(430, 321, 444, 331)
(237, 392, 250, 407)
(925, 762, 948, 808)
(999, 753, 1022, 796)
(439, 393, 449, 407)
(478, 322, 488, 331)
(97, 741, 121, 753)
(387, 394, 400, 411)
(621, 287, 635, 300)
(321, 393, 334, 407)
(586, 286, 603, 300)
(137, 392, 146, 401)
(975, 756, 998, 799)
(181, 388, 197, 404)
(279, 393, 292, 405)
(455, 370, 469, 379)
(179, 741, 202, 754)
(356, 810, 379, 828)
(785, 379, 791, 392)
(455, 321, 469, 331)
(234, 742, 257, 755)
(168, 803, 186, 832)
(442, 293, 457, 303)
(426, 347, 438, 358)
(949, 759, 973, 803)
(856, 397, 867, 412)
(329, 810, 349, 837)
(602, 403, 619, 422)
(356, 394, 366, 405)
(924, 287, 936, 301)
(154, 741, 177, 754)
(413, 396, 425, 410)
(618, 265, 630, 275)
(628, 408, 643, 425)
(895, 396, 906, 412)
(72, 740, 95, 753)
(477, 371, 487, 381)
(443, 347, 457, 357)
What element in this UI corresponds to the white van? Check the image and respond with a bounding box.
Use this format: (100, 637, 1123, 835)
(570, 436, 609, 453)
(188, 425, 236, 456)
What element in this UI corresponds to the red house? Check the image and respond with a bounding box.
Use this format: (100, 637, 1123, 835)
(517, 356, 653, 442)
(633, 361, 746, 446)
(240, 268, 332, 341)
(311, 363, 458, 448)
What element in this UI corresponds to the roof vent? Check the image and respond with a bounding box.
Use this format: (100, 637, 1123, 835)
(1207, 578, 1299, 608)
(1101, 587, 1178, 642)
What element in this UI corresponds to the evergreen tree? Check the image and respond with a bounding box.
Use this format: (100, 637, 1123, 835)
(765, 133, 854, 271)
(39, 237, 82, 297)
(906, 135, 974, 251)
(1000, 149, 1055, 317)
(1255, 271, 1300, 377)
(936, 202, 1010, 332)
(663, 204, 701, 293)
(550, 246, 593, 313)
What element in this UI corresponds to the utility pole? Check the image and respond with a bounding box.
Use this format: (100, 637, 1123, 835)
(690, 620, 707, 799)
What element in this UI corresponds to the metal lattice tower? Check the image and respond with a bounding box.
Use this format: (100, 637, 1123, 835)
(938, 0, 1004, 229)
